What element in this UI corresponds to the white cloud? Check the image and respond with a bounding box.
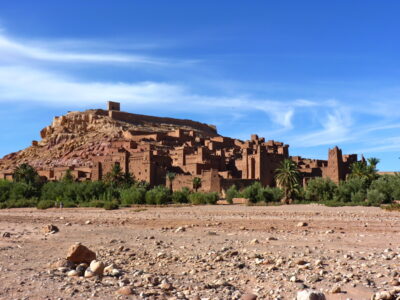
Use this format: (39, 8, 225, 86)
(289, 108, 353, 147)
(0, 33, 177, 66)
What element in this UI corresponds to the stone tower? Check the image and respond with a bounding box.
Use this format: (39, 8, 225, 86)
(325, 146, 344, 184)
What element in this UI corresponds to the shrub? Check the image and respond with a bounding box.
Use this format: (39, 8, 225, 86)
(333, 177, 368, 203)
(0, 180, 12, 203)
(37, 200, 55, 210)
(7, 198, 38, 208)
(242, 182, 263, 203)
(145, 186, 171, 205)
(172, 187, 190, 204)
(120, 187, 146, 206)
(103, 201, 119, 210)
(226, 185, 239, 204)
(304, 178, 337, 202)
(366, 189, 386, 205)
(241, 182, 283, 203)
(10, 182, 39, 200)
(261, 186, 284, 202)
(188, 192, 218, 205)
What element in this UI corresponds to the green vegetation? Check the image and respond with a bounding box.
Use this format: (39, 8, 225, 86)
(1, 160, 400, 210)
(275, 159, 301, 203)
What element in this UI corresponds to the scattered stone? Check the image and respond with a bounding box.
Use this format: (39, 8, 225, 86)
(297, 222, 308, 227)
(175, 226, 186, 233)
(2, 232, 10, 238)
(250, 239, 259, 244)
(85, 220, 92, 225)
(67, 270, 79, 277)
(42, 224, 59, 234)
(371, 291, 393, 300)
(76, 263, 88, 276)
(241, 293, 257, 300)
(116, 286, 134, 295)
(330, 285, 341, 294)
(84, 268, 95, 278)
(66, 243, 96, 264)
(297, 289, 326, 300)
(50, 258, 75, 269)
(89, 260, 105, 276)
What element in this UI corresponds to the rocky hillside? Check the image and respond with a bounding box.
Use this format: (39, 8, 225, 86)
(0, 109, 219, 172)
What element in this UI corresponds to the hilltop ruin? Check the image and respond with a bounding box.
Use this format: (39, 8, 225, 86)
(0, 102, 358, 193)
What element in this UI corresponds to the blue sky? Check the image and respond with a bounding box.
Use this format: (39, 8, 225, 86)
(0, 1, 399, 171)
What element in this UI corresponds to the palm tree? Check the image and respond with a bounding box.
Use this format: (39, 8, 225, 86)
(192, 177, 201, 192)
(349, 157, 380, 182)
(367, 157, 380, 168)
(103, 164, 125, 186)
(166, 172, 176, 192)
(275, 159, 300, 204)
(62, 169, 75, 183)
(13, 163, 39, 185)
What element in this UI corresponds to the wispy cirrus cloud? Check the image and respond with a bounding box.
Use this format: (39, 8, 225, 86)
(0, 31, 185, 66)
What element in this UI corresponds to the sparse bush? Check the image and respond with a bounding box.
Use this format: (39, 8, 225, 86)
(261, 186, 284, 202)
(333, 177, 368, 203)
(366, 189, 386, 205)
(120, 187, 146, 206)
(304, 178, 337, 202)
(226, 185, 239, 204)
(242, 182, 263, 203)
(37, 199, 54, 210)
(0, 180, 12, 203)
(103, 201, 119, 210)
(172, 187, 190, 204)
(145, 185, 171, 205)
(188, 192, 218, 205)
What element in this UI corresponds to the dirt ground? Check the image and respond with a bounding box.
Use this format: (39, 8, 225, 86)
(0, 204, 399, 300)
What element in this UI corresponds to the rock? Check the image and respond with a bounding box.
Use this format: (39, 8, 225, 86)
(297, 289, 326, 300)
(330, 285, 341, 293)
(67, 270, 79, 277)
(85, 220, 92, 225)
(296, 259, 308, 265)
(103, 264, 115, 275)
(175, 226, 186, 233)
(42, 224, 59, 234)
(50, 258, 75, 269)
(2, 232, 10, 238)
(76, 263, 88, 276)
(297, 222, 308, 227)
(66, 243, 96, 264)
(84, 268, 95, 278)
(372, 291, 393, 300)
(267, 236, 278, 241)
(250, 239, 259, 244)
(89, 260, 105, 276)
(160, 282, 173, 290)
(116, 286, 134, 295)
(241, 293, 257, 300)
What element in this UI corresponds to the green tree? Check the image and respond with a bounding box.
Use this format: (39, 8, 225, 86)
(62, 169, 75, 183)
(13, 163, 39, 185)
(275, 159, 300, 203)
(103, 164, 133, 187)
(349, 157, 380, 183)
(166, 172, 176, 192)
(192, 177, 201, 192)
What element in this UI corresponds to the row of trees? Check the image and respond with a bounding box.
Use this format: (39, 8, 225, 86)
(1, 156, 398, 209)
(0, 164, 216, 209)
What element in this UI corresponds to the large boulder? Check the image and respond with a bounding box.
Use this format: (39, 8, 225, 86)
(66, 243, 96, 264)
(297, 289, 326, 300)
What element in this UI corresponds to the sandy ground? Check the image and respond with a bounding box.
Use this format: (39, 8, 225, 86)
(0, 204, 399, 300)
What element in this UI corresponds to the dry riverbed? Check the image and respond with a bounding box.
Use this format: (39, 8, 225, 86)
(0, 204, 399, 300)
